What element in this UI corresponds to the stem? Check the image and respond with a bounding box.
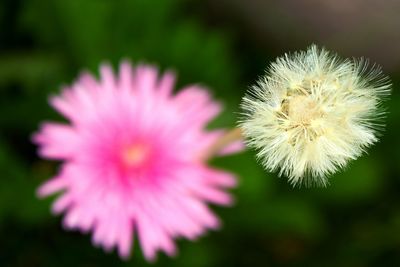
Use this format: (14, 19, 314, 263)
(201, 127, 244, 161)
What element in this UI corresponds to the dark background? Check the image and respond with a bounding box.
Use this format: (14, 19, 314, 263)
(1, 0, 400, 266)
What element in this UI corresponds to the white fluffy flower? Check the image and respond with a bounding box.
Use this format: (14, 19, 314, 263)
(240, 45, 391, 186)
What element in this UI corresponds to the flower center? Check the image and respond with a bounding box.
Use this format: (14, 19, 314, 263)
(278, 86, 326, 142)
(121, 143, 150, 168)
(287, 95, 321, 125)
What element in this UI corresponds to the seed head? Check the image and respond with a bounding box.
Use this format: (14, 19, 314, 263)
(240, 45, 391, 186)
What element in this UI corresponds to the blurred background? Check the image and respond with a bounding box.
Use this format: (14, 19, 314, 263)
(1, 0, 400, 266)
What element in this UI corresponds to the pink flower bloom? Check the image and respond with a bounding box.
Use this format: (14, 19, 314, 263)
(33, 62, 243, 261)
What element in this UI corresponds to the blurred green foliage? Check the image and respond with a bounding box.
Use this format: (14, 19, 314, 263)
(1, 0, 400, 266)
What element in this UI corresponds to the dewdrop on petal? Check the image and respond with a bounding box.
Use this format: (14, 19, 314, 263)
(240, 45, 391, 187)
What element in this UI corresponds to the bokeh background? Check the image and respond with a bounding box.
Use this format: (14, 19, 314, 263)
(1, 0, 400, 266)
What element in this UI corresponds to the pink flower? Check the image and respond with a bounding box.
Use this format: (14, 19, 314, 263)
(33, 62, 243, 260)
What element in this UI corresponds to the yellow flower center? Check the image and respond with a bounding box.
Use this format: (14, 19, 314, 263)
(121, 143, 150, 168)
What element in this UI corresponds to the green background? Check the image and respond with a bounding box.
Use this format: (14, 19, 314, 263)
(1, 0, 400, 266)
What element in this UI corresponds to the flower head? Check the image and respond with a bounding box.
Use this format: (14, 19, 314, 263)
(33, 62, 243, 260)
(240, 45, 391, 186)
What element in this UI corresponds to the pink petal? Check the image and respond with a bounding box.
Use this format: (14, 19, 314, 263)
(174, 86, 222, 128)
(117, 220, 133, 259)
(52, 193, 73, 214)
(100, 64, 116, 92)
(33, 123, 80, 159)
(36, 176, 67, 197)
(158, 70, 176, 98)
(118, 60, 133, 93)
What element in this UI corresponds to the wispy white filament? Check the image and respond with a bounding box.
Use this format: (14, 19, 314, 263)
(240, 45, 391, 187)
